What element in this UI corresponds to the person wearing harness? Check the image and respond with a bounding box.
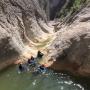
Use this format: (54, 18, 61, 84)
(37, 51, 44, 58)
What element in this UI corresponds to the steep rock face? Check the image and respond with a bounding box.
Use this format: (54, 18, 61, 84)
(0, 0, 53, 69)
(46, 4, 90, 76)
(38, 0, 49, 20)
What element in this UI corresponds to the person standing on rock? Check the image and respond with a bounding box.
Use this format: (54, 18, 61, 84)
(37, 51, 44, 58)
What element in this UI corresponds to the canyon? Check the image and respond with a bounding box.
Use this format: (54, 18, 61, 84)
(0, 0, 90, 77)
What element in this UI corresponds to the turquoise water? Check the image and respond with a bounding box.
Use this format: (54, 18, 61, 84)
(0, 66, 85, 90)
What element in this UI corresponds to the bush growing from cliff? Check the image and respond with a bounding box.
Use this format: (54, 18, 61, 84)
(56, 0, 88, 19)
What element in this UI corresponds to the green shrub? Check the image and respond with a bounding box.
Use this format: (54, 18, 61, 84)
(56, 0, 88, 19)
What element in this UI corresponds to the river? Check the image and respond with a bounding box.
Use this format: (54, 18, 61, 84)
(0, 66, 89, 90)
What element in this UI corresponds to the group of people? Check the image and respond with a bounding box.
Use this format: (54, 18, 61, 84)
(18, 51, 47, 74)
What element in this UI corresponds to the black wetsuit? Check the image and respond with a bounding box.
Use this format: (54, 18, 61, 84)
(28, 59, 31, 64)
(27, 57, 36, 67)
(39, 66, 44, 70)
(19, 64, 24, 72)
(37, 51, 44, 58)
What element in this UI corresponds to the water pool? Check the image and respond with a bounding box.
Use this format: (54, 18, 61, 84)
(0, 66, 88, 90)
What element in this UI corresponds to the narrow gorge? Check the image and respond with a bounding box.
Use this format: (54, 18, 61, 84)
(0, 0, 90, 90)
(0, 0, 90, 77)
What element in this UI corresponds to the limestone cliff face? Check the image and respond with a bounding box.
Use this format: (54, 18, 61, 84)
(46, 4, 90, 76)
(0, 0, 90, 77)
(0, 0, 53, 69)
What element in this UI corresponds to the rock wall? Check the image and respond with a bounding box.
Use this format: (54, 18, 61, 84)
(47, 4, 90, 76)
(0, 0, 52, 69)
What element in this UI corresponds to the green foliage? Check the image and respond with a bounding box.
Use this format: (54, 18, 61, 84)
(56, 0, 88, 19)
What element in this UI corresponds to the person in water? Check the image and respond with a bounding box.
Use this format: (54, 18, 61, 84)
(37, 64, 47, 74)
(39, 65, 45, 70)
(28, 56, 36, 67)
(18, 63, 24, 72)
(37, 51, 44, 58)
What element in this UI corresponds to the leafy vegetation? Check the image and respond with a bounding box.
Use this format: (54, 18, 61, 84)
(56, 0, 89, 19)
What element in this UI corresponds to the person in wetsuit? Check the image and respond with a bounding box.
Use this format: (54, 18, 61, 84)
(37, 51, 44, 58)
(39, 65, 45, 70)
(37, 64, 46, 74)
(18, 63, 24, 72)
(28, 56, 36, 67)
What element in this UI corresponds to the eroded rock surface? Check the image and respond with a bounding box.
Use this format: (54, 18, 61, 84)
(46, 4, 90, 76)
(0, 0, 54, 69)
(0, 0, 90, 77)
